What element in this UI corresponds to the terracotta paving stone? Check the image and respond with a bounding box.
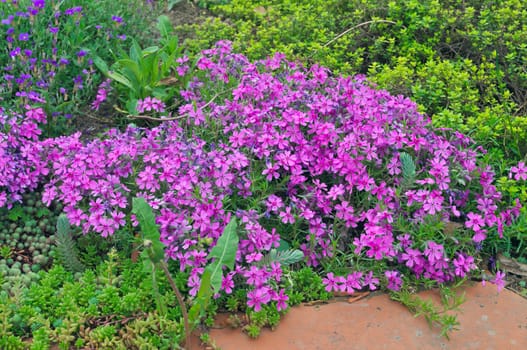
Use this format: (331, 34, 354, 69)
(195, 283, 527, 349)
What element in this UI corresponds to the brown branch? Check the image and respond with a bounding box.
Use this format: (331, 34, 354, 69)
(310, 20, 398, 58)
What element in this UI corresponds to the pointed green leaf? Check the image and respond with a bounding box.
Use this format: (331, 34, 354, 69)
(188, 268, 212, 324)
(92, 56, 109, 74)
(157, 15, 173, 40)
(129, 39, 143, 63)
(132, 197, 164, 263)
(208, 218, 238, 270)
(206, 218, 239, 293)
(107, 71, 134, 90)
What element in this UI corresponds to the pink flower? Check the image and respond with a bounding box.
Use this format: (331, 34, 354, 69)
(322, 272, 344, 292)
(510, 162, 527, 181)
(273, 289, 289, 311)
(465, 212, 485, 232)
(279, 206, 295, 224)
(492, 271, 506, 292)
(221, 273, 235, 294)
(247, 287, 271, 312)
(341, 272, 363, 294)
(385, 270, 402, 291)
(136, 96, 166, 113)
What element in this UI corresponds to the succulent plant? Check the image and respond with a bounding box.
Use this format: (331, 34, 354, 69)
(0, 191, 61, 292)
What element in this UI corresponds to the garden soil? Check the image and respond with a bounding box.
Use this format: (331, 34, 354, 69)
(192, 283, 527, 350)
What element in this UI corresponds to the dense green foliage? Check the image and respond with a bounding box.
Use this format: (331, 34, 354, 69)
(0, 251, 186, 349)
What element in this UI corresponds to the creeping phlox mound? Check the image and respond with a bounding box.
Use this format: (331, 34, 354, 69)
(9, 41, 520, 311)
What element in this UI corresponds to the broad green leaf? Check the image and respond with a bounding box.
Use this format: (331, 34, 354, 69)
(258, 248, 304, 267)
(132, 197, 164, 263)
(107, 71, 134, 90)
(142, 46, 160, 55)
(277, 238, 290, 251)
(400, 152, 416, 181)
(188, 268, 212, 324)
(157, 15, 173, 40)
(206, 218, 239, 293)
(129, 39, 143, 63)
(208, 218, 239, 270)
(116, 59, 143, 84)
(92, 56, 109, 74)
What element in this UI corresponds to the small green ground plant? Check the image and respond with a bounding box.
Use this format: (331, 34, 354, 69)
(0, 252, 188, 349)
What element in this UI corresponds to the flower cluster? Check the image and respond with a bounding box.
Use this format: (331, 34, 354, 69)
(91, 79, 112, 111)
(0, 105, 50, 207)
(37, 41, 521, 310)
(136, 97, 166, 114)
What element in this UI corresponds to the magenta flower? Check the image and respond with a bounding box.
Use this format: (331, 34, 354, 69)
(273, 289, 289, 311)
(247, 287, 271, 312)
(322, 272, 345, 293)
(385, 270, 402, 291)
(492, 271, 506, 292)
(510, 162, 527, 181)
(341, 272, 363, 294)
(279, 206, 295, 224)
(465, 212, 485, 232)
(137, 96, 166, 113)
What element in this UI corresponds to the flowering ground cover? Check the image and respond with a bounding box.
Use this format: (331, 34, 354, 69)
(1, 1, 526, 349)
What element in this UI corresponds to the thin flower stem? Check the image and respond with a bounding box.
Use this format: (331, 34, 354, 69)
(159, 260, 192, 350)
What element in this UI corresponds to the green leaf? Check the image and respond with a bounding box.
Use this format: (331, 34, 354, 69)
(115, 59, 143, 83)
(188, 268, 212, 324)
(107, 71, 134, 91)
(132, 197, 164, 263)
(92, 56, 109, 74)
(157, 15, 173, 40)
(129, 39, 143, 63)
(400, 152, 416, 183)
(277, 238, 290, 251)
(208, 218, 239, 270)
(7, 206, 24, 222)
(142, 46, 160, 55)
(258, 249, 304, 267)
(206, 218, 239, 293)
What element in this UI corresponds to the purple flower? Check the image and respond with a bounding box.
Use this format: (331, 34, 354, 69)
(18, 32, 29, 41)
(492, 271, 506, 292)
(385, 270, 402, 291)
(273, 289, 288, 311)
(111, 15, 123, 23)
(510, 161, 527, 181)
